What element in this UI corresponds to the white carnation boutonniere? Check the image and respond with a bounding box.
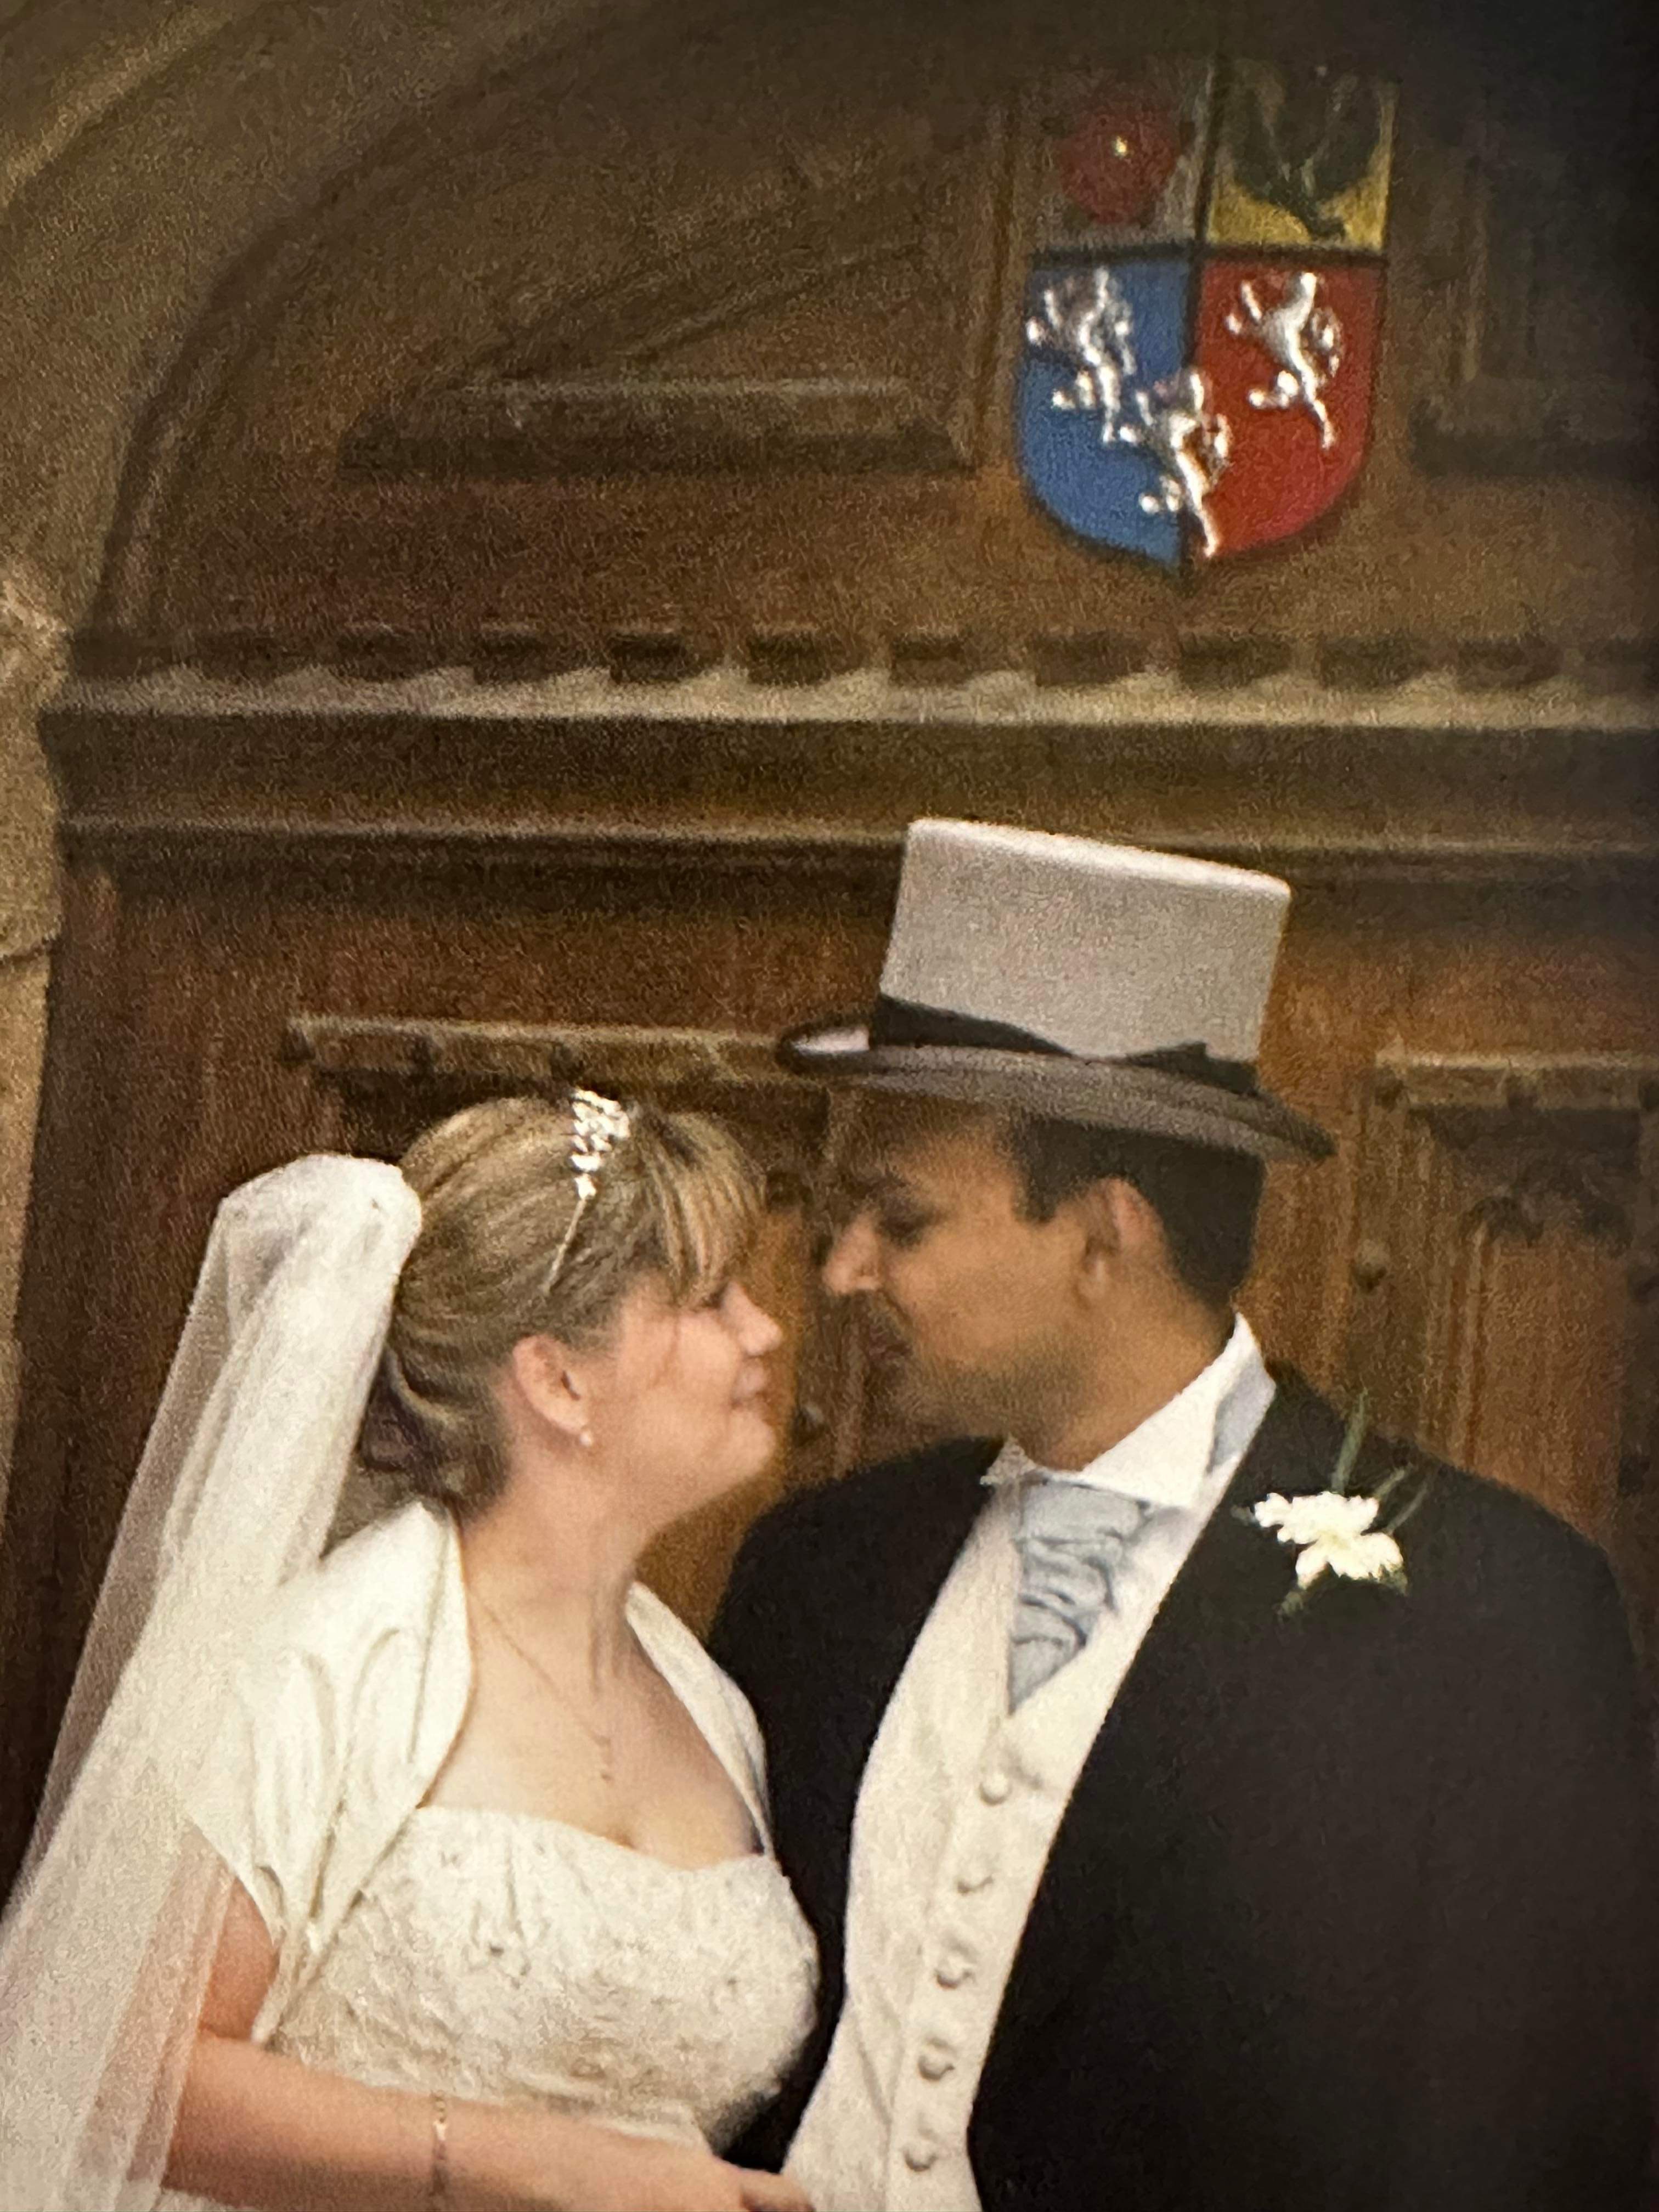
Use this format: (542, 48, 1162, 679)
(1240, 1394, 1433, 1618)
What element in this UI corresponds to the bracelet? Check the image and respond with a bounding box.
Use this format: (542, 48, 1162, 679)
(430, 2092, 452, 2210)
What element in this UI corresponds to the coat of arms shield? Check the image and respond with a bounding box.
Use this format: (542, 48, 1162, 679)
(1017, 60, 1393, 568)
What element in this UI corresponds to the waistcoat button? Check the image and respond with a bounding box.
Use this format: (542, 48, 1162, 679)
(978, 1769, 1012, 1805)
(903, 2143, 938, 2172)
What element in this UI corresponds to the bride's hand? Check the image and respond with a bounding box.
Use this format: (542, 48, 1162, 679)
(556, 2133, 812, 2211)
(735, 2166, 813, 2212)
(481, 2113, 813, 2212)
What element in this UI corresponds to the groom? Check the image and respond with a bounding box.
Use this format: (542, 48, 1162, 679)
(712, 820, 1657, 2212)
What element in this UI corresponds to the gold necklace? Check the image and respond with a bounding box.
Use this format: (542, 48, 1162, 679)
(471, 1589, 621, 1786)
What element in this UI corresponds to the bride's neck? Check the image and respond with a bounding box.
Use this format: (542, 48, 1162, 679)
(457, 1459, 644, 1673)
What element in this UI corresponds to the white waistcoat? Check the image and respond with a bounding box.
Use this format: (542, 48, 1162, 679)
(786, 1321, 1274, 2212)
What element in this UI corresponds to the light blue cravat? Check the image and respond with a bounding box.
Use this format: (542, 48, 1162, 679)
(1006, 1348, 1277, 1711)
(1008, 1483, 1155, 1709)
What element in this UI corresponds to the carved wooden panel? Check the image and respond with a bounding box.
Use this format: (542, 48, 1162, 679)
(341, 106, 1007, 479)
(285, 1015, 860, 1631)
(1415, 89, 1657, 469)
(1344, 1053, 1659, 1656)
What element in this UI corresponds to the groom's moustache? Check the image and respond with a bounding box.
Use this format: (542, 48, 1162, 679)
(856, 1305, 911, 1368)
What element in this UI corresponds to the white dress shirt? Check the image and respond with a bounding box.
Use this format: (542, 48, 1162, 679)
(785, 1316, 1275, 2212)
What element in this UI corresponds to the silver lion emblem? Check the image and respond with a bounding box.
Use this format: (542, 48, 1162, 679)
(1123, 368, 1232, 559)
(1024, 267, 1139, 447)
(1225, 269, 1344, 449)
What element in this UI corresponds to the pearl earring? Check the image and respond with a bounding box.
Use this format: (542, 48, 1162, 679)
(579, 1427, 594, 1449)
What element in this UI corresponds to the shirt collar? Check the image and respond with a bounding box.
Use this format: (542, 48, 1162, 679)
(984, 1314, 1267, 1512)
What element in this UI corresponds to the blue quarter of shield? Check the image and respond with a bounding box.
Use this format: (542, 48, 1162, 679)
(1015, 253, 1192, 567)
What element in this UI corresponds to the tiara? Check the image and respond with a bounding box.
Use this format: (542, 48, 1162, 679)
(542, 1088, 631, 1295)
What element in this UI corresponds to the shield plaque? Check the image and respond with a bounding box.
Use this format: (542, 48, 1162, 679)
(1017, 60, 1394, 569)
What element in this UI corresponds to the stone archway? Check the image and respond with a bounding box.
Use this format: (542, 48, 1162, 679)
(0, 0, 684, 1506)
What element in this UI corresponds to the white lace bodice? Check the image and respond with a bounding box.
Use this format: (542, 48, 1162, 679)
(269, 1805, 817, 2149)
(167, 1804, 816, 2211)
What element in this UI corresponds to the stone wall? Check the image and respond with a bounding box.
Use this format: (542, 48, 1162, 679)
(0, 0, 618, 1511)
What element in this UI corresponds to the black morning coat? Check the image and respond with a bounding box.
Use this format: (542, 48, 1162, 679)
(710, 1372, 1658, 2212)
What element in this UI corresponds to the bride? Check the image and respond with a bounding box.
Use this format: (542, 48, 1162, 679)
(0, 1091, 817, 2212)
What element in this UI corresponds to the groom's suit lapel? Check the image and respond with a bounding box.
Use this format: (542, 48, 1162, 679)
(983, 1375, 1346, 2072)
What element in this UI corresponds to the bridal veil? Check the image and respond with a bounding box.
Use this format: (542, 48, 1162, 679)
(0, 1154, 421, 2210)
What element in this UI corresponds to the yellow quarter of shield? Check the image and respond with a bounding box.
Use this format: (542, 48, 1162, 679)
(1206, 64, 1395, 254)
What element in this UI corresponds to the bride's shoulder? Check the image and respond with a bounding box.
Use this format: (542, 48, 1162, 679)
(189, 1501, 462, 1958)
(624, 1581, 766, 1768)
(624, 1579, 732, 1682)
(243, 1498, 451, 1669)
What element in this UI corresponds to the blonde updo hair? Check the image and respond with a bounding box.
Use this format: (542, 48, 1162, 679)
(360, 1092, 763, 1515)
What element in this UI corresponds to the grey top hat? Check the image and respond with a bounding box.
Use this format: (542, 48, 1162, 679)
(780, 820, 1333, 1162)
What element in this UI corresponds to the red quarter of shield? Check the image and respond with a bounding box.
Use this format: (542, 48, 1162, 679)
(1194, 256, 1383, 557)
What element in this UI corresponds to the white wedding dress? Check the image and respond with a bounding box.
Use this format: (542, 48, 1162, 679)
(166, 1816, 815, 2209)
(161, 1503, 818, 2212)
(271, 1809, 815, 2146)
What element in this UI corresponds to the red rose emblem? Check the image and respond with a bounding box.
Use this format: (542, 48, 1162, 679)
(1056, 88, 1188, 230)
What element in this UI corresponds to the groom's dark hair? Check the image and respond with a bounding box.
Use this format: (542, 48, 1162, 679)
(1000, 1116, 1265, 1310)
